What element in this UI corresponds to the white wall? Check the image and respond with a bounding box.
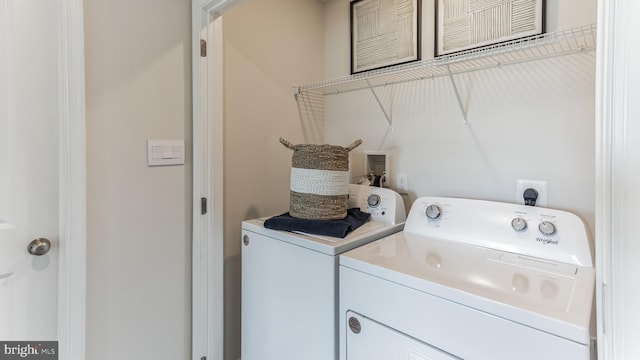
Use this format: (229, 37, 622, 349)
(84, 0, 192, 359)
(323, 0, 598, 238)
(222, 0, 325, 358)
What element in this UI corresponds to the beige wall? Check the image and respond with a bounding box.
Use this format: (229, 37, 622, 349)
(84, 0, 192, 359)
(222, 0, 325, 358)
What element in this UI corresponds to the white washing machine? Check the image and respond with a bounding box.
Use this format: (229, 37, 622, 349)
(241, 184, 406, 360)
(339, 196, 596, 360)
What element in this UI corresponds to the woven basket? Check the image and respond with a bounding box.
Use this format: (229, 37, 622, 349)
(280, 138, 362, 220)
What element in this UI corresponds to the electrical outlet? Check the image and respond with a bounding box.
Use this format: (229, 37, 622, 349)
(397, 173, 408, 194)
(516, 179, 547, 207)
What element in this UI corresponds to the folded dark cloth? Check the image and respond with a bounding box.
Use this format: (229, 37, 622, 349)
(264, 208, 371, 238)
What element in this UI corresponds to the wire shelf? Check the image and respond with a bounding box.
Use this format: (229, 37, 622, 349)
(296, 24, 597, 96)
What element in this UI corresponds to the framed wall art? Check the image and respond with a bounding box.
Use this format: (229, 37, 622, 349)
(351, 0, 421, 74)
(437, 0, 544, 56)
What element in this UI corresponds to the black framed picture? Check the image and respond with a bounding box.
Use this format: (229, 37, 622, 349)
(436, 0, 544, 56)
(351, 0, 421, 74)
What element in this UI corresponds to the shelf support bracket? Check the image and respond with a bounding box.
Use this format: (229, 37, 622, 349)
(445, 65, 468, 126)
(292, 86, 301, 100)
(365, 79, 392, 128)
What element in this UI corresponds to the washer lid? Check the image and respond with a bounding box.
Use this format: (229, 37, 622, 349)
(340, 232, 595, 345)
(242, 218, 404, 255)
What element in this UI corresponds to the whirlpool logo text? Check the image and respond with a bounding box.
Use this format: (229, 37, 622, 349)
(536, 237, 559, 245)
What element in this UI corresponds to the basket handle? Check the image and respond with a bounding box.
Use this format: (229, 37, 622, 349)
(279, 137, 362, 151)
(345, 139, 362, 152)
(279, 137, 295, 150)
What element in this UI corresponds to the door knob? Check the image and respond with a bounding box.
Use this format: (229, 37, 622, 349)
(28, 238, 51, 256)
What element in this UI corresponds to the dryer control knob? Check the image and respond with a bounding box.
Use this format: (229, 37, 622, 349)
(538, 221, 557, 236)
(425, 204, 442, 220)
(511, 217, 528, 232)
(367, 194, 381, 208)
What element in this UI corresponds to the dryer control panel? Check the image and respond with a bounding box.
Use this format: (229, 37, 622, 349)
(403, 197, 592, 267)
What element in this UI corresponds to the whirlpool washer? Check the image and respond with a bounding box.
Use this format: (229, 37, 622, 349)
(241, 184, 406, 360)
(339, 196, 596, 360)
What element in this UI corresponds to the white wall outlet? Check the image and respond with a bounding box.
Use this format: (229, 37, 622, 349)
(516, 179, 547, 207)
(397, 173, 408, 194)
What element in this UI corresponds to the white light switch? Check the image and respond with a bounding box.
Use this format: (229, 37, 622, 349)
(148, 140, 185, 166)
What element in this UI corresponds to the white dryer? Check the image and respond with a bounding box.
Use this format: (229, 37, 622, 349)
(339, 197, 596, 360)
(241, 184, 406, 360)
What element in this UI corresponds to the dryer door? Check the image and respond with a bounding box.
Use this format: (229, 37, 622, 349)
(345, 311, 460, 360)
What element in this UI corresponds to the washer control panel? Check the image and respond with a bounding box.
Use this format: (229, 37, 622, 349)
(367, 194, 381, 208)
(347, 184, 406, 225)
(403, 196, 592, 267)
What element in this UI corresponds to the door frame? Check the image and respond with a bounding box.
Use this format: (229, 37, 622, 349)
(595, 0, 640, 359)
(191, 4, 224, 359)
(192, 1, 244, 359)
(56, 0, 86, 359)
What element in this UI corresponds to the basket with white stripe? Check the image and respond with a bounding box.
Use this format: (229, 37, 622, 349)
(280, 137, 362, 220)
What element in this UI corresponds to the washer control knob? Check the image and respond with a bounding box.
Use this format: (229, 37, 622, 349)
(367, 194, 381, 208)
(425, 204, 442, 220)
(538, 221, 557, 236)
(511, 217, 528, 232)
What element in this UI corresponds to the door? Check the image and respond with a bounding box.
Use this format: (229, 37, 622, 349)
(1, 0, 59, 341)
(345, 312, 460, 360)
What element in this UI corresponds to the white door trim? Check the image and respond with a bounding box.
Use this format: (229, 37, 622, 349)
(192, 1, 243, 359)
(56, 0, 86, 359)
(191, 6, 223, 360)
(595, 0, 640, 358)
(594, 0, 614, 353)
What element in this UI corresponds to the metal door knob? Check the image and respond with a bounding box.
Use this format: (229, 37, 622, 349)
(28, 238, 51, 256)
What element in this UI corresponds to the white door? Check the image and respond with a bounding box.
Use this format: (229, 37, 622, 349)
(0, 0, 59, 341)
(345, 312, 460, 360)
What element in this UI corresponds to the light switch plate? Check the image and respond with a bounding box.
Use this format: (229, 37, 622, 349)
(147, 140, 185, 166)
